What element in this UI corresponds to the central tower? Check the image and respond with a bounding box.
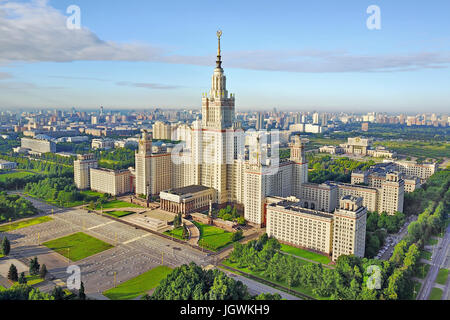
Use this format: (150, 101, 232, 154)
(201, 30, 235, 129)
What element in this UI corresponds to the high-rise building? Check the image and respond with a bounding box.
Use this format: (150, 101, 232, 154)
(256, 112, 264, 130)
(332, 196, 367, 261)
(74, 154, 98, 190)
(135, 130, 152, 196)
(313, 112, 319, 124)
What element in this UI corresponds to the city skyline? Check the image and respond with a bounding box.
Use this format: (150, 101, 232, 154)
(1, 0, 450, 112)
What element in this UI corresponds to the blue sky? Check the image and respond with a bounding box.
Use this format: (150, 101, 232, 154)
(0, 0, 449, 113)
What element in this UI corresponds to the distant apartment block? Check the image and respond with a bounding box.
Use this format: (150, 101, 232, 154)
(74, 154, 98, 190)
(21, 137, 56, 154)
(0, 160, 17, 170)
(89, 167, 133, 196)
(91, 138, 114, 150)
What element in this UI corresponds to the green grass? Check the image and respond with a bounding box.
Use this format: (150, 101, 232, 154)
(373, 140, 450, 159)
(435, 268, 449, 285)
(14, 274, 44, 286)
(80, 190, 105, 198)
(96, 200, 143, 210)
(193, 221, 234, 251)
(428, 287, 443, 300)
(0, 170, 35, 182)
(426, 238, 438, 246)
(416, 263, 431, 279)
(280, 244, 331, 265)
(103, 266, 172, 300)
(420, 250, 432, 261)
(164, 227, 187, 241)
(105, 210, 135, 218)
(43, 232, 113, 262)
(222, 259, 330, 300)
(0, 216, 53, 232)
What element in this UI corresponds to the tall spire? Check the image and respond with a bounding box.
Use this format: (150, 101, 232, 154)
(216, 30, 223, 69)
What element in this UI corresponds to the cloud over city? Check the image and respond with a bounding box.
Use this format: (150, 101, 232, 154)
(1, 0, 450, 73)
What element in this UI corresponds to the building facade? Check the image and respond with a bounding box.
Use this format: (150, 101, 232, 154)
(89, 168, 133, 196)
(74, 154, 98, 190)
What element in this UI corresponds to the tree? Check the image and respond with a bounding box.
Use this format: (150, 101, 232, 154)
(8, 264, 18, 282)
(232, 230, 244, 242)
(29, 257, 40, 276)
(18, 272, 27, 285)
(236, 216, 245, 225)
(254, 293, 282, 300)
(51, 286, 64, 300)
(39, 264, 48, 279)
(182, 223, 189, 240)
(28, 288, 54, 300)
(1, 236, 10, 256)
(78, 281, 86, 300)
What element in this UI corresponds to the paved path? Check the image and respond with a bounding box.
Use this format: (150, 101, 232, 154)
(219, 268, 301, 300)
(417, 224, 450, 300)
(184, 219, 200, 246)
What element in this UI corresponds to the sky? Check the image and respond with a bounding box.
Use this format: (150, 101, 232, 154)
(0, 0, 450, 113)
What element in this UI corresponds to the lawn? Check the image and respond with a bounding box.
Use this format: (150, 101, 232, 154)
(80, 190, 105, 198)
(164, 227, 187, 241)
(0, 170, 35, 182)
(280, 244, 331, 265)
(420, 250, 432, 261)
(43, 232, 113, 262)
(105, 210, 135, 218)
(416, 263, 431, 279)
(428, 287, 443, 300)
(193, 221, 234, 251)
(96, 200, 143, 210)
(14, 274, 44, 286)
(222, 259, 330, 300)
(426, 238, 438, 246)
(0, 216, 53, 232)
(435, 268, 449, 285)
(103, 265, 172, 300)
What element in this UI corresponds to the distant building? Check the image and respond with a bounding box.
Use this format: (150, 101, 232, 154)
(319, 145, 344, 155)
(0, 160, 17, 170)
(21, 137, 56, 154)
(152, 121, 172, 140)
(361, 122, 369, 132)
(74, 154, 98, 190)
(91, 139, 114, 150)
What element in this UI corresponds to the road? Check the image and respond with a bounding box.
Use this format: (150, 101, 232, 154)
(379, 215, 417, 261)
(219, 268, 300, 300)
(417, 223, 450, 300)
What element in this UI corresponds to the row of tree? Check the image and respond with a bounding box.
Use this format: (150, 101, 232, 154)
(23, 176, 102, 207)
(0, 192, 38, 222)
(228, 232, 430, 300)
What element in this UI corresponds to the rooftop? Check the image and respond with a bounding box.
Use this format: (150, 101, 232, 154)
(164, 185, 212, 196)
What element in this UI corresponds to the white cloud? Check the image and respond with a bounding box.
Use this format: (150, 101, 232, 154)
(116, 81, 182, 90)
(1, 1, 450, 73)
(0, 0, 163, 63)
